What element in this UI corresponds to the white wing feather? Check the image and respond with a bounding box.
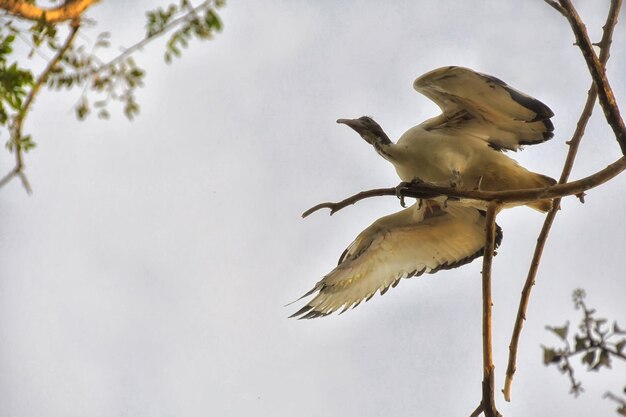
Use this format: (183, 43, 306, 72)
(291, 203, 501, 319)
(413, 66, 554, 151)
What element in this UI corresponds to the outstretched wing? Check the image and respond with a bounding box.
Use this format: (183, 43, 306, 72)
(413, 66, 554, 151)
(290, 202, 502, 319)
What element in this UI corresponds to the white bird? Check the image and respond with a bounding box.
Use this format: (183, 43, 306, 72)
(290, 201, 502, 319)
(291, 67, 554, 318)
(337, 66, 556, 212)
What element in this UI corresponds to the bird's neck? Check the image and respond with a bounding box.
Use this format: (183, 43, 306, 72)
(364, 130, 394, 160)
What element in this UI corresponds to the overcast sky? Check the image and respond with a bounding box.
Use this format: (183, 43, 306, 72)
(1, 1, 625, 416)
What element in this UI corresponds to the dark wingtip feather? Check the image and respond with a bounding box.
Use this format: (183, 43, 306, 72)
(289, 304, 313, 319)
(482, 73, 554, 121)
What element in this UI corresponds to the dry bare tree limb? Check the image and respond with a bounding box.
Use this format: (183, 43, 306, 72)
(544, 0, 567, 16)
(558, 0, 626, 155)
(0, 0, 99, 23)
(303, 156, 626, 218)
(481, 202, 501, 417)
(1, 21, 81, 192)
(469, 402, 484, 417)
(503, 0, 622, 401)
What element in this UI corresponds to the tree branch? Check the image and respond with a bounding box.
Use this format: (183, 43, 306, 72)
(1, 20, 81, 192)
(543, 0, 567, 16)
(469, 402, 484, 417)
(302, 156, 626, 218)
(503, 0, 622, 401)
(558, 0, 626, 155)
(0, 0, 99, 23)
(481, 202, 501, 417)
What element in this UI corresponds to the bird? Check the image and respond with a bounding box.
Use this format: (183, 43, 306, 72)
(291, 67, 555, 318)
(337, 66, 556, 212)
(290, 201, 502, 319)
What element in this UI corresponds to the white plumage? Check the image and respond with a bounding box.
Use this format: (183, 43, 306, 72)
(338, 66, 556, 211)
(291, 202, 501, 319)
(292, 67, 554, 318)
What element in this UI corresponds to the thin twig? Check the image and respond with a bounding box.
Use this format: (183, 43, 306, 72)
(503, 0, 622, 401)
(303, 156, 626, 218)
(558, 0, 626, 155)
(544, 0, 567, 16)
(76, 0, 217, 78)
(1, 20, 81, 192)
(481, 202, 501, 417)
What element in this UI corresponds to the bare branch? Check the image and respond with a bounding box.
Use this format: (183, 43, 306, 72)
(303, 157, 626, 218)
(469, 402, 484, 417)
(0, 0, 99, 23)
(503, 0, 622, 401)
(558, 0, 626, 155)
(544, 0, 567, 16)
(481, 202, 501, 417)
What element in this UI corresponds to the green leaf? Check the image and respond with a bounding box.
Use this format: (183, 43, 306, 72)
(614, 322, 626, 335)
(592, 349, 611, 370)
(574, 335, 589, 352)
(581, 350, 596, 367)
(546, 323, 569, 341)
(542, 347, 561, 365)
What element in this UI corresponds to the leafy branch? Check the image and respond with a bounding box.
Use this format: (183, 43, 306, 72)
(543, 289, 625, 412)
(0, 0, 225, 193)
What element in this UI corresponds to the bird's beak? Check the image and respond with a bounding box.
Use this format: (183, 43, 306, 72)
(336, 118, 361, 131)
(337, 118, 354, 125)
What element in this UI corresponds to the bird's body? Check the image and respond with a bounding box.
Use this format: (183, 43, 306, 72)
(338, 66, 557, 212)
(292, 66, 556, 318)
(386, 125, 555, 211)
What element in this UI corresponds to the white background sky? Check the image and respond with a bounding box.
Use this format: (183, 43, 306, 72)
(1, 1, 625, 416)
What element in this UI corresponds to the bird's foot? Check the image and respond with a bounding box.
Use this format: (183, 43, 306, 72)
(395, 179, 424, 208)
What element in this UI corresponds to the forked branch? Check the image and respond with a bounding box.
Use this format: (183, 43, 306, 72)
(557, 0, 626, 155)
(0, 21, 81, 192)
(504, 0, 622, 401)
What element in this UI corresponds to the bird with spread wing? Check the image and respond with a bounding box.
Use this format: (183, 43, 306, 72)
(291, 66, 555, 319)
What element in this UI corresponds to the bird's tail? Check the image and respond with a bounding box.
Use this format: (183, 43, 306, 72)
(527, 173, 556, 212)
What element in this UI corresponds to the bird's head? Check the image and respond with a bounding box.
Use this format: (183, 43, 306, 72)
(336, 116, 391, 146)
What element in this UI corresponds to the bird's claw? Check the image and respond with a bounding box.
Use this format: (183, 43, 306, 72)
(395, 182, 409, 207)
(395, 179, 424, 207)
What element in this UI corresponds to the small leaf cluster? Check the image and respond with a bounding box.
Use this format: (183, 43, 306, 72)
(604, 388, 626, 417)
(146, 0, 225, 63)
(47, 32, 145, 121)
(542, 289, 626, 412)
(0, 30, 34, 126)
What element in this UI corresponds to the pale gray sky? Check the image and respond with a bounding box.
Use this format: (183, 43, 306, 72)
(1, 1, 625, 416)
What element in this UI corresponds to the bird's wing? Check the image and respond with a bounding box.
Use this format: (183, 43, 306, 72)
(413, 66, 554, 151)
(290, 202, 502, 319)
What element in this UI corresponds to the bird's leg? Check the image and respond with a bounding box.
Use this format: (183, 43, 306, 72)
(395, 178, 424, 208)
(395, 182, 410, 208)
(473, 175, 483, 191)
(450, 169, 463, 189)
